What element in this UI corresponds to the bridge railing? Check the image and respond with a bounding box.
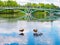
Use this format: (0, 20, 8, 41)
(0, 6, 60, 12)
(0, 6, 59, 9)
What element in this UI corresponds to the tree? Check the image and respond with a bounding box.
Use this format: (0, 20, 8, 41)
(31, 3, 37, 7)
(0, 0, 4, 7)
(38, 3, 45, 8)
(5, 0, 20, 7)
(44, 4, 51, 8)
(50, 3, 57, 9)
(25, 3, 32, 7)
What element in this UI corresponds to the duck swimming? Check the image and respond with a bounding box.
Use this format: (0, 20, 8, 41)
(19, 29, 24, 36)
(33, 29, 43, 36)
(19, 29, 24, 32)
(33, 29, 38, 33)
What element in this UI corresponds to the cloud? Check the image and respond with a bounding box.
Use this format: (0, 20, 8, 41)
(0, 35, 28, 45)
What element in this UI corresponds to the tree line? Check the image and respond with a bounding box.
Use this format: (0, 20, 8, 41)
(0, 0, 19, 7)
(0, 0, 60, 9)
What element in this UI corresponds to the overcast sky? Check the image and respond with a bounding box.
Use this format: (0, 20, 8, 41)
(15, 0, 60, 7)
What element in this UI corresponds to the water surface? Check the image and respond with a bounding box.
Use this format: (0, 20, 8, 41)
(0, 18, 60, 45)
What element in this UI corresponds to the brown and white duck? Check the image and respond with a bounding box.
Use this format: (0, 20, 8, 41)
(19, 29, 24, 32)
(33, 29, 38, 33)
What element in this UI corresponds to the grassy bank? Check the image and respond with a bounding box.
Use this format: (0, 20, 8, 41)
(32, 10, 49, 19)
(0, 11, 25, 18)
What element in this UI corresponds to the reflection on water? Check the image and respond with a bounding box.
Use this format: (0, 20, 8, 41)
(0, 34, 28, 45)
(0, 18, 60, 45)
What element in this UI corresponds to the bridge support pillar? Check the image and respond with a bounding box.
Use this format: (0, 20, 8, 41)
(44, 11, 47, 19)
(25, 13, 32, 21)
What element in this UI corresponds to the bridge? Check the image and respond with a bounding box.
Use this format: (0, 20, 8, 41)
(0, 7, 60, 21)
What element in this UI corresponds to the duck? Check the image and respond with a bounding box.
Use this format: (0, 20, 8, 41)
(33, 29, 38, 33)
(19, 29, 24, 32)
(33, 29, 43, 36)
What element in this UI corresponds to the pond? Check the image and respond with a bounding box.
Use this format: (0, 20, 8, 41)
(0, 18, 60, 45)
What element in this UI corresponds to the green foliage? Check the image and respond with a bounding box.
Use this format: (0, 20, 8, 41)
(0, 0, 20, 7)
(0, 0, 4, 7)
(0, 0, 59, 9)
(44, 4, 51, 8)
(25, 3, 60, 9)
(0, 11, 25, 18)
(32, 11, 49, 19)
(0, 10, 20, 14)
(6, 0, 19, 7)
(38, 3, 45, 8)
